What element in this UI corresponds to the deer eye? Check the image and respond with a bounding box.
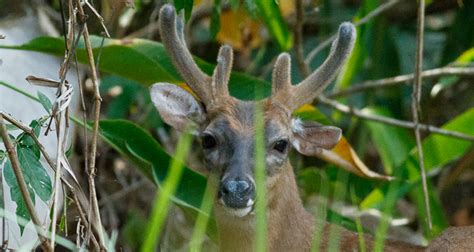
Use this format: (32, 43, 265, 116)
(201, 133, 217, 149)
(273, 139, 288, 153)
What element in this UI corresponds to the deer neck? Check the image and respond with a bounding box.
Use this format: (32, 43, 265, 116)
(215, 161, 314, 251)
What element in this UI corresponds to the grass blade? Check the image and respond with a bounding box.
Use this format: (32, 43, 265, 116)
(141, 131, 193, 251)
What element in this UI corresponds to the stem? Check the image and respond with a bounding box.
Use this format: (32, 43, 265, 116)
(75, 0, 106, 248)
(0, 115, 52, 251)
(411, 0, 432, 231)
(328, 67, 474, 98)
(318, 96, 474, 142)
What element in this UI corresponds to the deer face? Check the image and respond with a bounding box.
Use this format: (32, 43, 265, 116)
(150, 4, 355, 218)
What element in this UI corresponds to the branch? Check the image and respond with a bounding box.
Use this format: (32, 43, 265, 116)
(293, 0, 310, 77)
(317, 96, 474, 142)
(75, 0, 106, 249)
(0, 115, 52, 251)
(328, 67, 474, 98)
(305, 0, 401, 65)
(411, 0, 432, 231)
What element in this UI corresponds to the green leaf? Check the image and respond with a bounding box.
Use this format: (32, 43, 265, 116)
(3, 160, 35, 234)
(98, 120, 208, 212)
(1, 36, 270, 100)
(174, 0, 194, 21)
(37, 91, 53, 113)
(431, 47, 474, 97)
(255, 0, 292, 50)
(18, 120, 41, 148)
(210, 0, 222, 39)
(335, 0, 378, 90)
(362, 107, 415, 174)
(16, 146, 52, 202)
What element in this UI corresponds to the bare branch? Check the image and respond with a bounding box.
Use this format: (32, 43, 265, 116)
(317, 96, 474, 142)
(0, 115, 52, 251)
(305, 0, 401, 65)
(328, 67, 474, 98)
(75, 0, 106, 248)
(293, 0, 310, 77)
(411, 0, 432, 231)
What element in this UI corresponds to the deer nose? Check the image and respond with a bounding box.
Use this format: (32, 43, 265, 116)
(219, 179, 254, 209)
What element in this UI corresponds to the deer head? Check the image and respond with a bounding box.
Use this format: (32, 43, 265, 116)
(150, 4, 355, 219)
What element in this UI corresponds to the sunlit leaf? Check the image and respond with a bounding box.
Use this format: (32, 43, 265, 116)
(255, 0, 292, 50)
(318, 137, 392, 180)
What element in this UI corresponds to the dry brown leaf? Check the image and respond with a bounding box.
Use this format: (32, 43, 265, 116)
(317, 137, 392, 180)
(216, 9, 262, 51)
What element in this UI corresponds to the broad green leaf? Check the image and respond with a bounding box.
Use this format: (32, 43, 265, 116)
(0, 36, 270, 100)
(98, 120, 208, 212)
(16, 146, 52, 202)
(37, 91, 52, 113)
(255, 0, 292, 50)
(363, 108, 474, 237)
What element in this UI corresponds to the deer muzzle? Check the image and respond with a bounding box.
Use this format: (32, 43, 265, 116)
(218, 178, 255, 217)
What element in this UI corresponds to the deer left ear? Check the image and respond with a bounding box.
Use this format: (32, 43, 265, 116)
(150, 83, 206, 132)
(291, 119, 342, 156)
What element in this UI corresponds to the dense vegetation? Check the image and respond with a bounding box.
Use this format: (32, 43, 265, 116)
(0, 0, 473, 250)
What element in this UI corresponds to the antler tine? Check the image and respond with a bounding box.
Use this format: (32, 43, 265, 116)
(159, 4, 212, 103)
(272, 53, 292, 94)
(288, 22, 356, 111)
(271, 53, 292, 112)
(210, 45, 233, 107)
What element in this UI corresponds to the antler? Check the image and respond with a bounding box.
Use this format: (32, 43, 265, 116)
(159, 4, 233, 108)
(271, 22, 356, 112)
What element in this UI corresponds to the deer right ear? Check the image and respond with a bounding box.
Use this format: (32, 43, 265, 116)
(150, 83, 206, 131)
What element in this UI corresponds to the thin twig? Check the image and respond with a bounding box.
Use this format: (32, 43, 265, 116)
(411, 0, 432, 231)
(0, 116, 52, 251)
(305, 0, 401, 65)
(328, 67, 474, 98)
(294, 0, 310, 77)
(75, 0, 106, 249)
(317, 96, 474, 142)
(84, 0, 111, 37)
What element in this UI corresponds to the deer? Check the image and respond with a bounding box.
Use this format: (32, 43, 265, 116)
(150, 4, 474, 252)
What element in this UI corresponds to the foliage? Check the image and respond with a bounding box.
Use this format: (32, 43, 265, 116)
(0, 0, 473, 250)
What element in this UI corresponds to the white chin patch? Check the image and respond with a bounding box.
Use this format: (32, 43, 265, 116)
(224, 206, 253, 218)
(221, 199, 255, 218)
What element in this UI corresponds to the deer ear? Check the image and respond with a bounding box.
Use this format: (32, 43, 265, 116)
(150, 83, 205, 131)
(291, 119, 342, 156)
